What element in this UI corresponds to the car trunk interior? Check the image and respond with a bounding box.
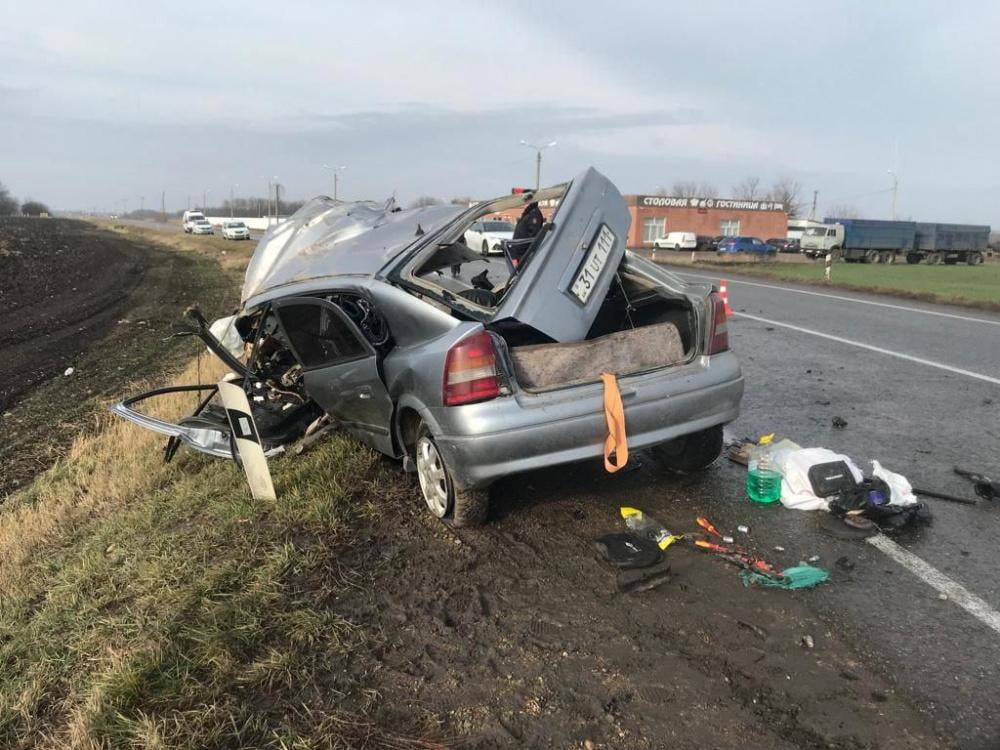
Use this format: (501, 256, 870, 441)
(492, 258, 698, 391)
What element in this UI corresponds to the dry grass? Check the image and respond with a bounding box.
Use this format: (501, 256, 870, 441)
(0, 355, 440, 748)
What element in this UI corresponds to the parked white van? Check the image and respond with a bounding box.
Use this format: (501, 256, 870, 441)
(182, 210, 207, 233)
(653, 231, 697, 250)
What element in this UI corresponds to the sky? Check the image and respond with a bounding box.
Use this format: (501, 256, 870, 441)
(2, 0, 1000, 224)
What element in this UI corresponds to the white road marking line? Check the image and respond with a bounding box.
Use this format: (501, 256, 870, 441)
(734, 311, 1000, 386)
(867, 535, 1000, 636)
(669, 269, 1000, 327)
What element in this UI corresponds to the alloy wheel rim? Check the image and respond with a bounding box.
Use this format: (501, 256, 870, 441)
(416, 436, 450, 517)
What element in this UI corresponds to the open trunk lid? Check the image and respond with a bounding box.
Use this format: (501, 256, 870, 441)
(491, 167, 631, 343)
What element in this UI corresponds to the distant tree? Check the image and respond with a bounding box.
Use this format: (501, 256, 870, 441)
(0, 181, 18, 216)
(660, 180, 717, 198)
(410, 195, 443, 208)
(732, 176, 761, 200)
(450, 196, 473, 206)
(827, 204, 864, 219)
(766, 177, 803, 218)
(671, 180, 700, 198)
(21, 200, 50, 216)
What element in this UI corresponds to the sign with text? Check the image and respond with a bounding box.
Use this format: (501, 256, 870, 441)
(636, 195, 786, 212)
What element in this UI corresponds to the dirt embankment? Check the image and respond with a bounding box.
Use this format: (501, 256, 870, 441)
(0, 219, 235, 497)
(0, 218, 149, 410)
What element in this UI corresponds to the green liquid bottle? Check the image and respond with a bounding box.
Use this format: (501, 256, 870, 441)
(747, 434, 782, 504)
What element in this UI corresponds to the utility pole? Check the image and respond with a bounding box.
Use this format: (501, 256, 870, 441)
(230, 183, 238, 217)
(519, 139, 557, 191)
(887, 170, 898, 220)
(160, 191, 166, 223)
(323, 164, 346, 200)
(202, 189, 210, 212)
(810, 190, 818, 221)
(272, 176, 280, 220)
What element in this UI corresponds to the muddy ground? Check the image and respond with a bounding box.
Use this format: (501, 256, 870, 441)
(0, 219, 235, 497)
(338, 457, 942, 749)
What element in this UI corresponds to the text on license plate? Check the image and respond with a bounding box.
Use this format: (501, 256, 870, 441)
(570, 224, 617, 304)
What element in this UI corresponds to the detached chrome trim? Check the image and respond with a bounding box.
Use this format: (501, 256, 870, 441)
(110, 384, 282, 460)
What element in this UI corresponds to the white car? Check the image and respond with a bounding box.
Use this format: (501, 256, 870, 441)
(182, 210, 207, 233)
(653, 231, 697, 251)
(191, 219, 214, 235)
(222, 221, 251, 240)
(464, 219, 515, 255)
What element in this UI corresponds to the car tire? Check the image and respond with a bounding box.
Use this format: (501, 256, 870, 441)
(968, 252, 984, 265)
(482, 240, 490, 256)
(651, 425, 724, 472)
(415, 425, 489, 526)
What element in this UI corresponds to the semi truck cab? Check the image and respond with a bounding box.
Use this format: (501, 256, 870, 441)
(800, 223, 843, 258)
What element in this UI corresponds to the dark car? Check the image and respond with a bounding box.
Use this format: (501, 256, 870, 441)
(767, 238, 800, 253)
(695, 235, 715, 252)
(717, 236, 776, 255)
(709, 235, 725, 251)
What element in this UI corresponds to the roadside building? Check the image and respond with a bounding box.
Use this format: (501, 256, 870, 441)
(625, 195, 789, 248)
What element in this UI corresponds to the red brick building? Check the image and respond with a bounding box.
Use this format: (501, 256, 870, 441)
(625, 195, 788, 248)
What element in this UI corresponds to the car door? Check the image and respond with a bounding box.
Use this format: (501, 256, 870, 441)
(271, 296, 395, 455)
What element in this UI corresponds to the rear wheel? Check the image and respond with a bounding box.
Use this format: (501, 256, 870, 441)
(880, 251, 894, 264)
(866, 250, 880, 264)
(906, 253, 921, 264)
(968, 251, 984, 265)
(927, 252, 942, 265)
(651, 425, 724, 472)
(414, 425, 489, 526)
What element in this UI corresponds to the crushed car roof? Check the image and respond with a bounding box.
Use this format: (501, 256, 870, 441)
(242, 199, 464, 304)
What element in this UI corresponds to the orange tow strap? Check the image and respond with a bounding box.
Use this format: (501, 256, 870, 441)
(600, 373, 628, 473)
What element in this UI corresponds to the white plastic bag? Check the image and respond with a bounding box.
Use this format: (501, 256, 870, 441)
(871, 460, 917, 507)
(774, 447, 864, 511)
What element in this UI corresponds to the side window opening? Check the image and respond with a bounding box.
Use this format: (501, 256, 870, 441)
(277, 303, 368, 368)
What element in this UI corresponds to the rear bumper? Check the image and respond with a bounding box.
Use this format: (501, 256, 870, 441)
(429, 352, 743, 489)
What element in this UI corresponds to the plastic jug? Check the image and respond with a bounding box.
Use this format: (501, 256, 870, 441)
(747, 434, 782, 504)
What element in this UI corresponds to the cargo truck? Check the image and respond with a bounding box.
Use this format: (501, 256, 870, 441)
(800, 218, 989, 265)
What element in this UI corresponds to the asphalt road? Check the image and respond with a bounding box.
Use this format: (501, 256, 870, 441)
(661, 265, 1000, 748)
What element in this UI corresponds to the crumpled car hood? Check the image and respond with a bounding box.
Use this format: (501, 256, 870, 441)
(242, 198, 464, 305)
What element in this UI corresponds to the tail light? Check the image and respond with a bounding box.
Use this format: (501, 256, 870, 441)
(443, 330, 500, 406)
(708, 292, 729, 354)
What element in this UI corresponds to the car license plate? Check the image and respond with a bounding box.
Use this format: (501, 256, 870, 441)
(570, 224, 616, 304)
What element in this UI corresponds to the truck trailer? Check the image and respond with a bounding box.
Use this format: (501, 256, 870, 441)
(800, 218, 989, 265)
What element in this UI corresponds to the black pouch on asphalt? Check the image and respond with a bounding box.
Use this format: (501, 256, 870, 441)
(593, 533, 661, 569)
(808, 461, 859, 499)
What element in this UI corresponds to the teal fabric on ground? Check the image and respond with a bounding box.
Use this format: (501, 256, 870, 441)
(740, 564, 830, 590)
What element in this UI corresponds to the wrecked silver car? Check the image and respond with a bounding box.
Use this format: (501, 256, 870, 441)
(113, 167, 744, 525)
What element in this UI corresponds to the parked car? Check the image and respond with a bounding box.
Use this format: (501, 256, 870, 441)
(767, 237, 800, 253)
(191, 219, 215, 235)
(182, 210, 207, 233)
(112, 167, 744, 526)
(653, 231, 697, 251)
(709, 235, 725, 251)
(464, 219, 515, 255)
(222, 221, 251, 240)
(717, 236, 775, 255)
(695, 235, 715, 252)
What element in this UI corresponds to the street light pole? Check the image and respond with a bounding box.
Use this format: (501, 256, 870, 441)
(272, 176, 280, 220)
(323, 164, 346, 200)
(519, 139, 557, 191)
(230, 184, 238, 217)
(887, 169, 898, 220)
